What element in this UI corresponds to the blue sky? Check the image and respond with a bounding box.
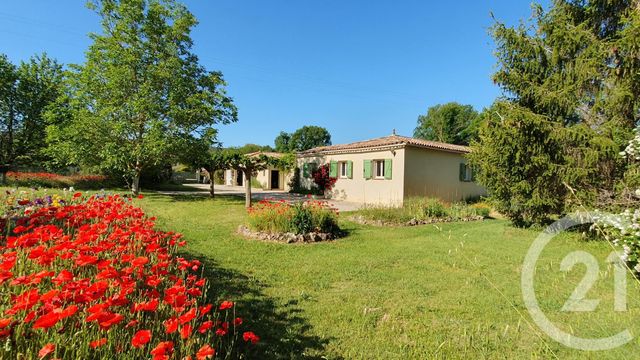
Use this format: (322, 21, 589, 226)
(0, 1, 546, 148)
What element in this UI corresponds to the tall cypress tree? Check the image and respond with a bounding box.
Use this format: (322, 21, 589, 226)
(470, 0, 640, 226)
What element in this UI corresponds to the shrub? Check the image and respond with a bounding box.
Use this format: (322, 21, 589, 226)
(0, 191, 258, 359)
(6, 171, 114, 190)
(247, 199, 339, 235)
(311, 164, 337, 194)
(357, 197, 491, 224)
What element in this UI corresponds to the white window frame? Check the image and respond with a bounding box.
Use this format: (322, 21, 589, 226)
(374, 160, 385, 179)
(339, 161, 348, 178)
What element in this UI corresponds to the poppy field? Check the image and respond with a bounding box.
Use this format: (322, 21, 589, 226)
(0, 191, 257, 359)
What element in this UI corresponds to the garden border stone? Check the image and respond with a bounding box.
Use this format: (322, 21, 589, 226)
(348, 215, 484, 227)
(237, 225, 337, 244)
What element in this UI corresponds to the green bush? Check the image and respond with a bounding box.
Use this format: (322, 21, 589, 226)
(247, 199, 339, 235)
(357, 197, 492, 224)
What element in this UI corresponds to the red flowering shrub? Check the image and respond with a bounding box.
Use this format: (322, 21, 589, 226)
(7, 171, 114, 190)
(311, 164, 337, 194)
(0, 193, 257, 359)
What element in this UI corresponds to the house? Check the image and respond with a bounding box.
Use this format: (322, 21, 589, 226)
(223, 152, 292, 191)
(296, 133, 486, 205)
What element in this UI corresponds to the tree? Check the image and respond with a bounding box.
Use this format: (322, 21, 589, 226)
(276, 126, 329, 152)
(274, 131, 291, 152)
(413, 102, 479, 145)
(0, 53, 64, 172)
(45, 0, 237, 194)
(228, 153, 273, 208)
(229, 143, 273, 155)
(470, 1, 639, 226)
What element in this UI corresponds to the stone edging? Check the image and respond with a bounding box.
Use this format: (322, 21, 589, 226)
(348, 215, 484, 227)
(237, 225, 336, 243)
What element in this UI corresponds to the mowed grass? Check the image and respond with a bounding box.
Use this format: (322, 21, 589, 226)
(135, 193, 640, 359)
(11, 186, 636, 359)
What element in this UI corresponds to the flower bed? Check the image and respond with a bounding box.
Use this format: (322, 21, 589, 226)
(350, 198, 491, 226)
(0, 191, 257, 359)
(7, 171, 114, 190)
(243, 199, 341, 243)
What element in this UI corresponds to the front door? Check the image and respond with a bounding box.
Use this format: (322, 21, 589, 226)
(270, 170, 280, 189)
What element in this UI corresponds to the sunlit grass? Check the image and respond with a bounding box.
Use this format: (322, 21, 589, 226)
(134, 192, 640, 359)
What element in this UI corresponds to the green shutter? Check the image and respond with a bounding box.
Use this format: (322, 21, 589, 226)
(459, 163, 466, 182)
(384, 159, 392, 179)
(363, 160, 372, 179)
(329, 161, 338, 177)
(346, 160, 353, 179)
(302, 163, 310, 178)
(471, 165, 476, 182)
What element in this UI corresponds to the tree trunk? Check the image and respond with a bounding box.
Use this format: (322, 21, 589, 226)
(131, 165, 142, 195)
(244, 169, 252, 208)
(209, 170, 215, 198)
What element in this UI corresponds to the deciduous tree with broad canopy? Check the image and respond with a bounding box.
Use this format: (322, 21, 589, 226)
(0, 53, 65, 176)
(413, 102, 479, 145)
(274, 125, 331, 152)
(45, 0, 237, 194)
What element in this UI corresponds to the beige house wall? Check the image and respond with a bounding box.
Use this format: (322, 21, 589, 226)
(403, 146, 486, 202)
(298, 147, 405, 205)
(254, 167, 291, 191)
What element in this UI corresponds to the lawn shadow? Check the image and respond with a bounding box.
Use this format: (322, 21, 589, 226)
(182, 253, 337, 359)
(144, 192, 244, 204)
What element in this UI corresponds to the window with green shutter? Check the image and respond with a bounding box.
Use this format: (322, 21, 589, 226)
(459, 163, 472, 182)
(363, 160, 372, 179)
(302, 163, 310, 178)
(329, 161, 338, 177)
(346, 160, 353, 179)
(384, 159, 392, 179)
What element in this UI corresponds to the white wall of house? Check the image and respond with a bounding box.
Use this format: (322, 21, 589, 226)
(254, 167, 291, 191)
(298, 147, 405, 205)
(403, 147, 486, 202)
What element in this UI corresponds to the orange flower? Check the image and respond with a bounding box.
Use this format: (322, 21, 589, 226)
(90, 338, 107, 349)
(196, 344, 215, 360)
(38, 343, 55, 359)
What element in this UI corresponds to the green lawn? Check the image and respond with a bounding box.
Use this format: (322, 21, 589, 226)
(136, 192, 640, 359)
(12, 186, 632, 359)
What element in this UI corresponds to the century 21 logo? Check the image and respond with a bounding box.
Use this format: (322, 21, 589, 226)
(521, 213, 632, 351)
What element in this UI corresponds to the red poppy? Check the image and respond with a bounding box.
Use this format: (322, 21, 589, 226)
(243, 331, 260, 344)
(131, 329, 152, 348)
(196, 344, 215, 360)
(219, 301, 233, 310)
(0, 318, 11, 329)
(180, 324, 193, 339)
(178, 307, 196, 324)
(150, 341, 174, 356)
(233, 317, 243, 326)
(137, 194, 144, 199)
(90, 338, 107, 349)
(163, 317, 178, 334)
(38, 343, 55, 359)
(198, 320, 213, 334)
(33, 311, 59, 329)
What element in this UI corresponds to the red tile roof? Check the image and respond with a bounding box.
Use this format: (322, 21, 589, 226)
(298, 135, 470, 155)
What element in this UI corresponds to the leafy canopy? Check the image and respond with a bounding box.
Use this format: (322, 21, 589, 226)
(0, 53, 64, 167)
(274, 126, 331, 152)
(413, 102, 479, 145)
(45, 0, 237, 192)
